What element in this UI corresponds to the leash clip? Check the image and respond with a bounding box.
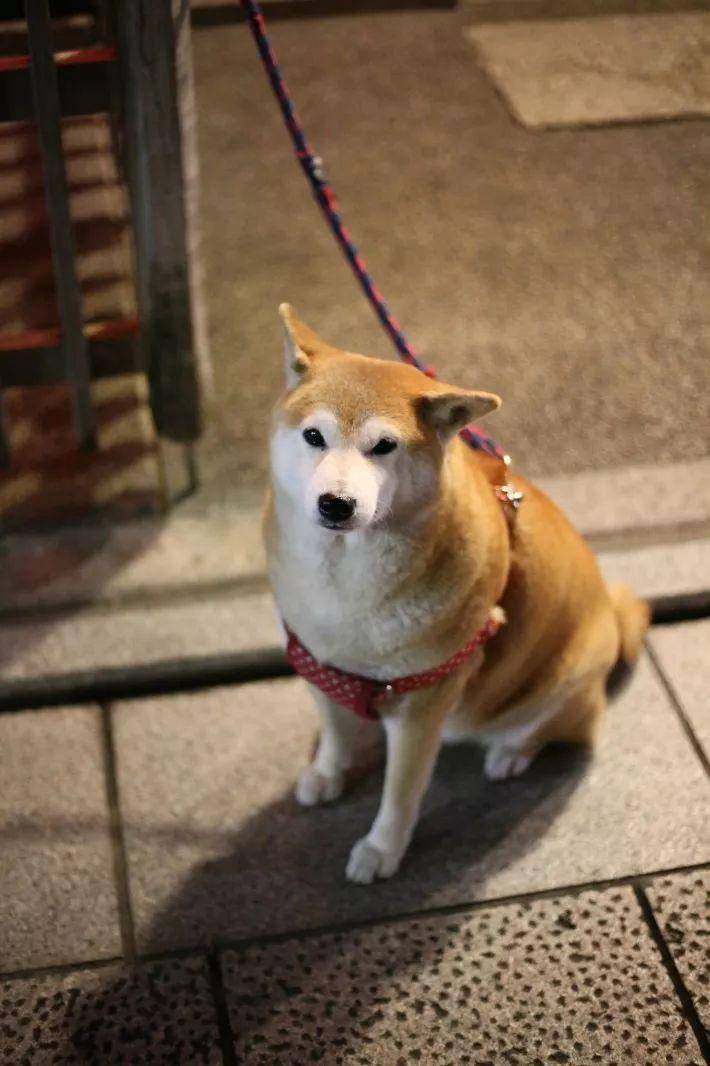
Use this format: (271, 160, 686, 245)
(309, 154, 325, 182)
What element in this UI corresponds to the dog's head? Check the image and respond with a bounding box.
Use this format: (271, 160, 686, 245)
(270, 304, 501, 533)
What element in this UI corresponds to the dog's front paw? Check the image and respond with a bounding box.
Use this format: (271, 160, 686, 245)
(346, 837, 402, 884)
(295, 765, 345, 806)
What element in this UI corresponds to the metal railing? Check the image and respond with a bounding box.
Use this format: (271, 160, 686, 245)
(0, 0, 202, 468)
(25, 0, 96, 451)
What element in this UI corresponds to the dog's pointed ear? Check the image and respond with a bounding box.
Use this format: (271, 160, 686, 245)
(279, 303, 337, 387)
(279, 303, 312, 387)
(419, 387, 501, 442)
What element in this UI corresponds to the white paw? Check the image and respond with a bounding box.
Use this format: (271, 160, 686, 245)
(484, 746, 536, 781)
(295, 765, 345, 806)
(346, 837, 402, 884)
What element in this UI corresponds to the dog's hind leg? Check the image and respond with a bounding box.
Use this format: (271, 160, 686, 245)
(296, 687, 380, 806)
(484, 744, 540, 781)
(535, 677, 606, 747)
(483, 676, 606, 781)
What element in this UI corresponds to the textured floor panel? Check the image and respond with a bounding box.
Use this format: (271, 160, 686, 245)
(649, 619, 710, 757)
(114, 658, 710, 952)
(466, 13, 710, 128)
(0, 590, 278, 681)
(0, 707, 121, 971)
(598, 539, 710, 603)
(0, 376, 160, 533)
(0, 956, 220, 1064)
(538, 458, 710, 541)
(222, 887, 702, 1065)
(0, 493, 265, 613)
(647, 869, 710, 1034)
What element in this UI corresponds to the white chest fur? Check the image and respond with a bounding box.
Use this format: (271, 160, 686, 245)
(268, 510, 462, 680)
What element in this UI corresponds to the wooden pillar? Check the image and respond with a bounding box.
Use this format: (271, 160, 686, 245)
(115, 0, 203, 444)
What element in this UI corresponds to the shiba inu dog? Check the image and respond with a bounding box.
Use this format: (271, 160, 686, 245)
(264, 304, 649, 885)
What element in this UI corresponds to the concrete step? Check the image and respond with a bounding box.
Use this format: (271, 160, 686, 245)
(0, 535, 708, 697)
(1, 458, 708, 615)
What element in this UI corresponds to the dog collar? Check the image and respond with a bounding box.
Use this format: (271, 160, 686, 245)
(285, 610, 504, 720)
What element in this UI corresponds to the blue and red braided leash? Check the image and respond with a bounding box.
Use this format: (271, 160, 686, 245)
(239, 0, 505, 461)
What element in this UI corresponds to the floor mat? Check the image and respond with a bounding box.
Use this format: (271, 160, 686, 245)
(466, 12, 710, 128)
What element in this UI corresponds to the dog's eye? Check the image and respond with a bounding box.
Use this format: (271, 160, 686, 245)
(303, 427, 326, 449)
(370, 438, 398, 456)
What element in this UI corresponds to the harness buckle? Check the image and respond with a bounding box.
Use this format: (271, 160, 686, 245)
(496, 483, 525, 511)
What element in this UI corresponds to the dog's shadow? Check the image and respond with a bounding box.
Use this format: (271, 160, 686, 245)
(111, 742, 587, 1060)
(147, 740, 587, 945)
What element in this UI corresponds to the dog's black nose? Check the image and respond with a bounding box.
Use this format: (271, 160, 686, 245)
(318, 493, 356, 524)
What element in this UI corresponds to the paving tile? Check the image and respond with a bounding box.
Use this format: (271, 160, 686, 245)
(0, 375, 160, 533)
(0, 590, 278, 681)
(0, 491, 265, 613)
(223, 886, 702, 1065)
(0, 707, 120, 971)
(649, 619, 710, 756)
(0, 956, 220, 1064)
(598, 539, 710, 602)
(538, 458, 710, 540)
(114, 657, 710, 952)
(466, 13, 710, 128)
(647, 869, 710, 1033)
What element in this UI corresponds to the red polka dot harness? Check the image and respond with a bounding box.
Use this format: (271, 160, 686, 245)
(285, 610, 505, 720)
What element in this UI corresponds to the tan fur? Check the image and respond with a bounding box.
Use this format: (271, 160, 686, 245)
(265, 306, 650, 883)
(608, 582, 651, 665)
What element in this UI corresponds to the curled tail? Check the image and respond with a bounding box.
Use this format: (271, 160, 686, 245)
(606, 583, 651, 697)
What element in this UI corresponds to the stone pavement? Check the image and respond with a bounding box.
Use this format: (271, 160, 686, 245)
(0, 636, 708, 1061)
(0, 461, 708, 1061)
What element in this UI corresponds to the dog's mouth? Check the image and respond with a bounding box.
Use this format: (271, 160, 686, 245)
(318, 518, 357, 532)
